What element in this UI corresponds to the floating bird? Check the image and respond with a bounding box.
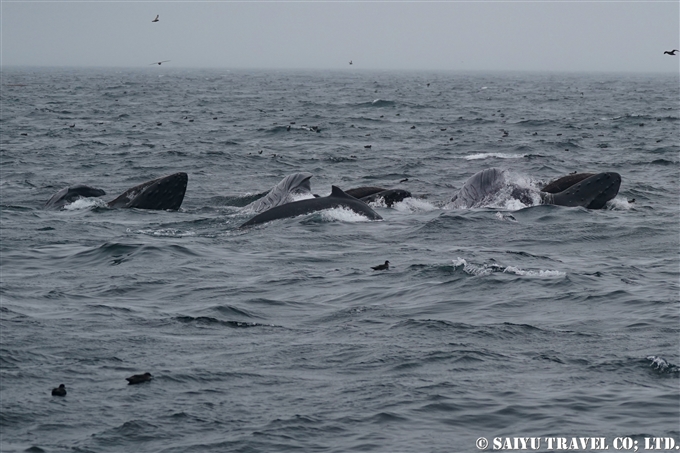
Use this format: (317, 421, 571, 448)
(152, 15, 159, 22)
(663, 49, 678, 55)
(150, 60, 171, 65)
(400, 178, 409, 183)
(126, 372, 153, 385)
(51, 384, 67, 396)
(371, 260, 390, 271)
(364, 145, 372, 149)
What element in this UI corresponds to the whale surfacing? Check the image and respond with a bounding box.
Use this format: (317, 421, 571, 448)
(245, 172, 314, 214)
(345, 187, 412, 207)
(240, 186, 382, 228)
(542, 172, 621, 209)
(107, 173, 188, 210)
(449, 168, 621, 209)
(46, 173, 188, 211)
(44, 184, 107, 209)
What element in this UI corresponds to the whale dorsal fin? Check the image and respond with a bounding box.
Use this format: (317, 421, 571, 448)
(330, 186, 356, 199)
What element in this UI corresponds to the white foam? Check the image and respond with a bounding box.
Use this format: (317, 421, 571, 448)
(291, 193, 315, 202)
(503, 266, 566, 278)
(320, 207, 374, 223)
(63, 198, 107, 210)
(464, 153, 526, 160)
(373, 197, 438, 213)
(494, 211, 518, 222)
(500, 198, 529, 211)
(453, 258, 565, 278)
(127, 228, 196, 237)
(607, 197, 632, 210)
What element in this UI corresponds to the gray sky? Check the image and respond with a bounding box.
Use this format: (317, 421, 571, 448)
(2, 1, 679, 72)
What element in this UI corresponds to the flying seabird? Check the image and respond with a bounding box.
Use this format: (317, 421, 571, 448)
(349, 60, 353, 65)
(152, 15, 159, 22)
(663, 49, 679, 55)
(150, 60, 171, 65)
(371, 260, 390, 271)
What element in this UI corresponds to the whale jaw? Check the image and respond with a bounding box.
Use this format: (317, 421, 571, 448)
(547, 172, 621, 209)
(107, 172, 188, 211)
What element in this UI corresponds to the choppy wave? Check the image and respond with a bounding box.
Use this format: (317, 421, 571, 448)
(464, 152, 527, 160)
(1, 68, 677, 453)
(452, 257, 566, 278)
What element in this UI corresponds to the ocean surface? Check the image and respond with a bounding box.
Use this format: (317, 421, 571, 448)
(1, 68, 678, 453)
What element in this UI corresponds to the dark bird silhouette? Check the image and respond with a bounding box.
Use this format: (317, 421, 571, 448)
(663, 49, 678, 55)
(150, 60, 171, 65)
(51, 384, 67, 396)
(126, 372, 153, 385)
(349, 60, 353, 65)
(152, 15, 159, 22)
(371, 260, 390, 271)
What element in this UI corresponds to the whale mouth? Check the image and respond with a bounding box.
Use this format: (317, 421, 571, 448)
(107, 172, 188, 211)
(585, 172, 621, 209)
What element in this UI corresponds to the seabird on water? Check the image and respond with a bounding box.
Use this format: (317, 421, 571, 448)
(126, 372, 153, 385)
(371, 260, 390, 271)
(150, 60, 171, 65)
(51, 384, 67, 396)
(663, 49, 679, 55)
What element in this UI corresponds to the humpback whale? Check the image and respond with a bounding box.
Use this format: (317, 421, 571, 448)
(46, 173, 188, 211)
(44, 185, 107, 209)
(245, 172, 314, 213)
(107, 172, 188, 210)
(240, 186, 382, 228)
(540, 172, 621, 209)
(540, 173, 594, 194)
(449, 168, 620, 209)
(345, 187, 412, 207)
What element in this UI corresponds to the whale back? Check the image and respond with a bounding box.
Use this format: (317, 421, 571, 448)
(246, 172, 313, 214)
(360, 189, 412, 207)
(240, 185, 381, 228)
(344, 186, 386, 199)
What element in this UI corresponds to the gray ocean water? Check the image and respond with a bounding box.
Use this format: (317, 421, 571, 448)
(1, 68, 679, 453)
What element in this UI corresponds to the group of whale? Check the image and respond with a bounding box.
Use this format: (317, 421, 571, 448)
(45, 168, 622, 227)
